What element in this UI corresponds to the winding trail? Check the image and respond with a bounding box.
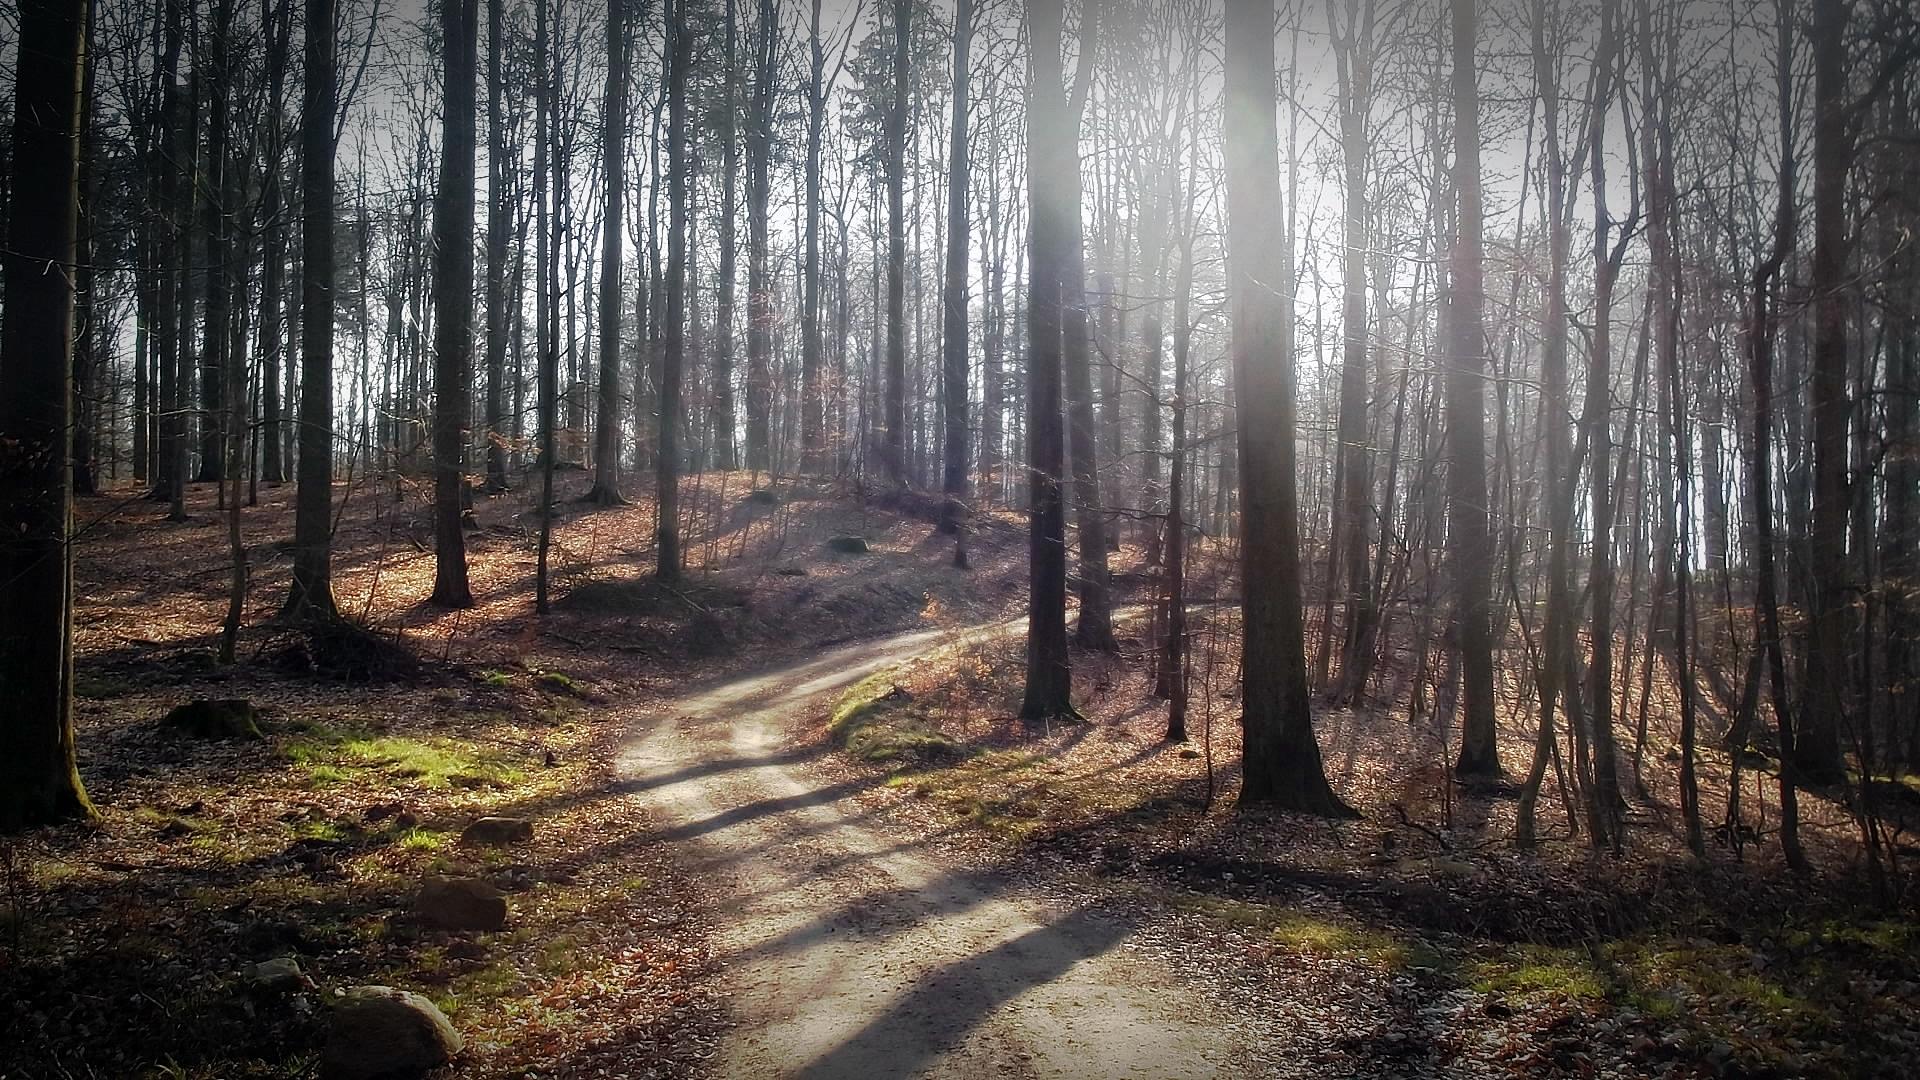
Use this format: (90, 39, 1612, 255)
(615, 628, 1251, 1079)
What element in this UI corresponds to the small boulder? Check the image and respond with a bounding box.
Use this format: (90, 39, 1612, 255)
(826, 535, 870, 554)
(415, 875, 507, 931)
(458, 816, 533, 848)
(320, 985, 462, 1080)
(162, 698, 262, 740)
(247, 956, 310, 994)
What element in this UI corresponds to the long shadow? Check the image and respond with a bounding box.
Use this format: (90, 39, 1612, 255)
(642, 775, 883, 845)
(789, 906, 1132, 1080)
(728, 863, 1013, 964)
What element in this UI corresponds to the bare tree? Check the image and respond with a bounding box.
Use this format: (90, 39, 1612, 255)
(939, 0, 974, 549)
(1224, 0, 1353, 817)
(283, 0, 342, 621)
(587, 0, 630, 506)
(1018, 0, 1076, 722)
(1446, 0, 1500, 780)
(483, 0, 512, 493)
(431, 0, 480, 607)
(657, 0, 689, 581)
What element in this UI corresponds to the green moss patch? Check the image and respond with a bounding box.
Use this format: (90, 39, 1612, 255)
(280, 721, 523, 791)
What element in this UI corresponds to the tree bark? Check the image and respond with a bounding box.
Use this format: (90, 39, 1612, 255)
(1224, 0, 1354, 817)
(1018, 0, 1075, 722)
(743, 0, 775, 474)
(1446, 0, 1501, 780)
(1799, 0, 1851, 787)
(588, 0, 630, 505)
(657, 0, 689, 581)
(883, 0, 911, 484)
(430, 0, 479, 607)
(715, 0, 741, 472)
(283, 0, 340, 620)
(0, 0, 99, 829)
(939, 0, 974, 541)
(483, 0, 511, 493)
(1329, 0, 1378, 705)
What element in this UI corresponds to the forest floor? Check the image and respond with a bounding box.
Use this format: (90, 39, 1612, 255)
(4, 468, 1919, 1079)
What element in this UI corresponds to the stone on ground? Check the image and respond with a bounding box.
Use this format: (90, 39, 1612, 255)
(459, 815, 533, 848)
(415, 875, 507, 931)
(162, 699, 263, 740)
(320, 985, 461, 1080)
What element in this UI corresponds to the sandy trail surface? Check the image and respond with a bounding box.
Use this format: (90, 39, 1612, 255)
(615, 628, 1258, 1080)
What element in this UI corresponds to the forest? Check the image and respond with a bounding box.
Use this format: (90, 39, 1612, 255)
(3, 0, 1920, 1076)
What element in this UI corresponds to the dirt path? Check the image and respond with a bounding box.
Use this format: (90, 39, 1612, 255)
(614, 628, 1258, 1080)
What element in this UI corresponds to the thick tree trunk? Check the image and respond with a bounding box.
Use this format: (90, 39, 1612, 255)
(283, 0, 340, 621)
(1446, 0, 1501, 780)
(1799, 0, 1851, 788)
(657, 0, 689, 581)
(1224, 0, 1354, 818)
(430, 0, 478, 607)
(0, 0, 98, 829)
(939, 0, 974, 547)
(1019, 0, 1075, 722)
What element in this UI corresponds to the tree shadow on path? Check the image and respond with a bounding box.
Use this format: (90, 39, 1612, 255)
(788, 906, 1133, 1080)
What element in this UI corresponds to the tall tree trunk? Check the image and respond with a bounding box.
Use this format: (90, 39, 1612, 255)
(534, 0, 558, 612)
(1582, 0, 1625, 848)
(743, 0, 775, 474)
(257, 0, 291, 487)
(939, 0, 973, 544)
(1799, 0, 1851, 788)
(1733, 3, 1817, 859)
(431, 0, 479, 606)
(657, 0, 688, 581)
(483, 0, 511, 493)
(0, 0, 98, 828)
(283, 0, 340, 620)
(71, 21, 97, 499)
(1515, 0, 1581, 847)
(196, 0, 232, 488)
(588, 0, 630, 505)
(798, 0, 828, 473)
(715, 0, 740, 472)
(1447, 0, 1501, 779)
(1019, 0, 1076, 722)
(1224, 0, 1354, 817)
(165, 5, 193, 521)
(883, 0, 910, 483)
(1062, 3, 1113, 652)
(1330, 0, 1378, 704)
(1158, 202, 1196, 742)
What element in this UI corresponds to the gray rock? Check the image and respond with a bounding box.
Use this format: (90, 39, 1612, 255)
(458, 815, 532, 848)
(415, 875, 507, 931)
(247, 956, 309, 993)
(320, 985, 461, 1080)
